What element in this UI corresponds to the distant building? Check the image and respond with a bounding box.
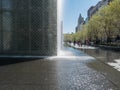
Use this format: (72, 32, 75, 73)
(84, 17, 89, 24)
(0, 0, 57, 56)
(75, 14, 84, 32)
(87, 0, 112, 20)
(88, 6, 95, 20)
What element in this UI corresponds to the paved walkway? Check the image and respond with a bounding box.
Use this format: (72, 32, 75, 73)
(70, 43, 120, 73)
(0, 47, 118, 90)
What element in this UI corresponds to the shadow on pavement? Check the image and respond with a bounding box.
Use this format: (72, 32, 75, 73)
(0, 57, 43, 66)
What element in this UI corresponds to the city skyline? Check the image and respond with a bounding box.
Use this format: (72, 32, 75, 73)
(63, 0, 100, 34)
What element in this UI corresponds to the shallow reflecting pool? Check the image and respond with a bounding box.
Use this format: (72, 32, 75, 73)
(79, 47, 120, 62)
(79, 47, 120, 72)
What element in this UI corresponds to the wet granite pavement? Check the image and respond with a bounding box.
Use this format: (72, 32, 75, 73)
(0, 47, 119, 90)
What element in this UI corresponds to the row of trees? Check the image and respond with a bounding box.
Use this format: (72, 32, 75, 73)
(64, 0, 120, 46)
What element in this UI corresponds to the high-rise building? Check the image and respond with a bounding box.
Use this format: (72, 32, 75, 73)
(87, 0, 112, 20)
(75, 14, 84, 32)
(0, 0, 57, 56)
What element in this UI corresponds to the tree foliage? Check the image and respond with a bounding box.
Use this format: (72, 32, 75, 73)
(64, 0, 120, 45)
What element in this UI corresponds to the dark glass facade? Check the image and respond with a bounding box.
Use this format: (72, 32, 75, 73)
(0, 0, 57, 56)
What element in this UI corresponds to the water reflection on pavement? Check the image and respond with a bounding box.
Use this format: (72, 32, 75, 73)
(80, 48, 120, 62)
(80, 47, 120, 72)
(0, 47, 119, 90)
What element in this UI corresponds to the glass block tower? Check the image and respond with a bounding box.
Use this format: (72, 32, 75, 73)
(0, 0, 57, 56)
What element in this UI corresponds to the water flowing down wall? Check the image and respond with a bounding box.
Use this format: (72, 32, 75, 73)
(57, 0, 63, 55)
(0, 0, 57, 56)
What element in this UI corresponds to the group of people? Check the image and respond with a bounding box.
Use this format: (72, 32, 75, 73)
(66, 35, 120, 47)
(68, 40, 91, 47)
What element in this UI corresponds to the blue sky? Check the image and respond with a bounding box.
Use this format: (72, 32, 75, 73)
(63, 0, 100, 33)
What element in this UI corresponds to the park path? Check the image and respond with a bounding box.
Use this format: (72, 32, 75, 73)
(0, 47, 118, 90)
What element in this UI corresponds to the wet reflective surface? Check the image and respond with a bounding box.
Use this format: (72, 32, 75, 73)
(0, 47, 119, 90)
(79, 47, 120, 72)
(79, 47, 120, 63)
